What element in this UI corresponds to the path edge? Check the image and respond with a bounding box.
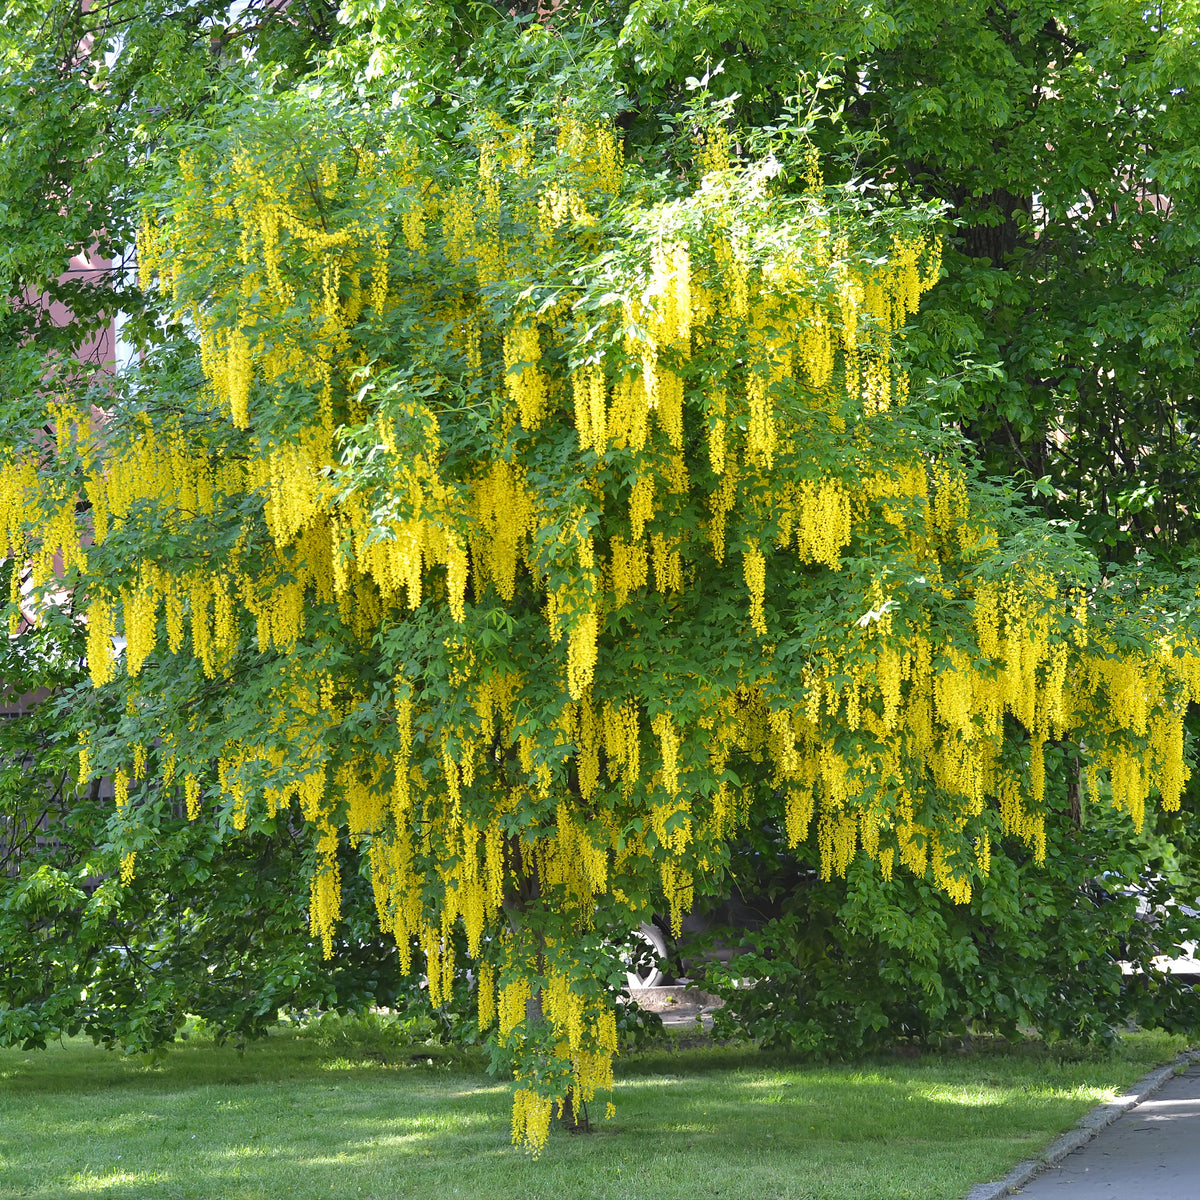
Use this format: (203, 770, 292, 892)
(961, 1047, 1200, 1200)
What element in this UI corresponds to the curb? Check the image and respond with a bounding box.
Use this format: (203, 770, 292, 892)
(961, 1049, 1200, 1200)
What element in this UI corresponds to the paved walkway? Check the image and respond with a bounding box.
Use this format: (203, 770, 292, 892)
(967, 1057, 1200, 1200)
(628, 984, 720, 1029)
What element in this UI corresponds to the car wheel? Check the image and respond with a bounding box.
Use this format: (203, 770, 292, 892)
(626, 922, 669, 990)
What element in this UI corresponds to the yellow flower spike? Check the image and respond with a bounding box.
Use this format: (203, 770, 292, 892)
(743, 545, 767, 635)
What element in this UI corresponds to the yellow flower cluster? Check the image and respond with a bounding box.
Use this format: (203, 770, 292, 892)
(511, 1088, 556, 1157)
(502, 945, 620, 1155)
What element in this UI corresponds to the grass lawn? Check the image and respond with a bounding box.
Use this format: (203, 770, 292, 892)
(0, 1026, 1189, 1200)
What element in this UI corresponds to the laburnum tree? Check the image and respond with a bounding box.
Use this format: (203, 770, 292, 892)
(4, 73, 1199, 1151)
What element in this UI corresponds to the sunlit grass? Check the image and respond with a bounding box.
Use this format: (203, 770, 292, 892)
(0, 1029, 1188, 1200)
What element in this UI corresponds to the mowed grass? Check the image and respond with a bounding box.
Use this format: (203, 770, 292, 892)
(0, 1027, 1188, 1200)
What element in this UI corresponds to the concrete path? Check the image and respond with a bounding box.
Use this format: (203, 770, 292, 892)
(627, 984, 720, 1029)
(965, 1055, 1200, 1200)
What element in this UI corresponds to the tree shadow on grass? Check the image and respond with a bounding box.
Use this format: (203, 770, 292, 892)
(0, 1033, 477, 1096)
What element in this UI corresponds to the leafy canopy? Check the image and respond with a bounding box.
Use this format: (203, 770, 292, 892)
(3, 0, 1200, 1152)
(5, 72, 1198, 1147)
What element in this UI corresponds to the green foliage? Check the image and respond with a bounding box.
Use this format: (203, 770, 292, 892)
(0, 588, 412, 1053)
(0, 801, 412, 1054)
(701, 803, 1200, 1055)
(292, 1008, 470, 1061)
